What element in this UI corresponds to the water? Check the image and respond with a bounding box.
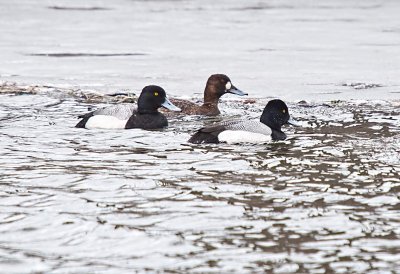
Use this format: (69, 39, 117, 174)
(1, 0, 400, 273)
(1, 0, 400, 101)
(1, 90, 399, 273)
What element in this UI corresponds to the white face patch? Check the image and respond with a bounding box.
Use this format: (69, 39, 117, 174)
(225, 81, 232, 90)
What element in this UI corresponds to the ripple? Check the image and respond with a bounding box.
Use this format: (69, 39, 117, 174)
(28, 53, 148, 58)
(47, 6, 112, 11)
(0, 92, 399, 272)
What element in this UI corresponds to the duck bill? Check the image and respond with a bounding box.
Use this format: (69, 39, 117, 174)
(287, 116, 301, 126)
(161, 97, 181, 112)
(227, 85, 248, 96)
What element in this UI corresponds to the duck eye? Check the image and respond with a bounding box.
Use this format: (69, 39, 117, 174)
(225, 82, 232, 90)
(154, 92, 159, 96)
(282, 109, 286, 113)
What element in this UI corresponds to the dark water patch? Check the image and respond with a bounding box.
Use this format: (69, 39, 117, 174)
(342, 83, 384, 90)
(382, 28, 400, 33)
(233, 4, 381, 12)
(249, 47, 324, 53)
(48, 6, 112, 11)
(292, 18, 358, 23)
(318, 91, 343, 95)
(313, 4, 382, 10)
(359, 43, 400, 47)
(232, 4, 294, 11)
(28, 53, 148, 58)
(249, 48, 278, 52)
(106, 92, 136, 97)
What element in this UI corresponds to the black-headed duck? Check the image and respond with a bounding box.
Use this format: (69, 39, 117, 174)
(188, 99, 299, 144)
(75, 85, 181, 129)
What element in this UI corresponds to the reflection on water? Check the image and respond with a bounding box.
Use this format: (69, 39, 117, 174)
(0, 91, 399, 273)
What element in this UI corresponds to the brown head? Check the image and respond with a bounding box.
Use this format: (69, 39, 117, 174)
(203, 74, 247, 104)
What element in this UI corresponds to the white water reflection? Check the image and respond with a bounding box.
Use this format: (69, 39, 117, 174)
(0, 92, 400, 272)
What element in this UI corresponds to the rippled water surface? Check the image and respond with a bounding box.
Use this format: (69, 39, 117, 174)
(1, 90, 399, 273)
(1, 0, 400, 273)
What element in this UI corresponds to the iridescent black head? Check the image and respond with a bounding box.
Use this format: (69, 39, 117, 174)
(260, 99, 298, 140)
(138, 85, 180, 114)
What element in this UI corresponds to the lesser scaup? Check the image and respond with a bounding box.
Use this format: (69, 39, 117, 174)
(75, 85, 181, 129)
(188, 99, 299, 144)
(169, 74, 247, 116)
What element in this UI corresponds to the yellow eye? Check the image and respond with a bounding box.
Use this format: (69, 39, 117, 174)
(154, 92, 159, 96)
(282, 109, 286, 113)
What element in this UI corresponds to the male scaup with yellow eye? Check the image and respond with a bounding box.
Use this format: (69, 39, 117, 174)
(75, 85, 181, 129)
(188, 99, 299, 144)
(169, 74, 247, 116)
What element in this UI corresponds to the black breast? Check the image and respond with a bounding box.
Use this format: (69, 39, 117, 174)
(125, 113, 168, 129)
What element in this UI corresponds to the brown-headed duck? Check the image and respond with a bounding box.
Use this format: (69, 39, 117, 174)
(169, 74, 247, 116)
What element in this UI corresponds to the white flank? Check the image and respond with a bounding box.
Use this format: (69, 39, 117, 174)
(218, 130, 271, 144)
(85, 115, 128, 129)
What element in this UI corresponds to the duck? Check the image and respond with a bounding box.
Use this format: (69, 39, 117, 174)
(168, 74, 247, 116)
(75, 85, 181, 129)
(188, 99, 299, 144)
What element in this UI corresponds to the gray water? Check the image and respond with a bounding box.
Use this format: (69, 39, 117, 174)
(1, 88, 399, 273)
(1, 0, 400, 101)
(1, 0, 400, 273)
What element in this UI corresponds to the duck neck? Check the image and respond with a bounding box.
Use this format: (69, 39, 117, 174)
(200, 102, 220, 115)
(203, 86, 220, 105)
(138, 105, 158, 114)
(260, 116, 286, 140)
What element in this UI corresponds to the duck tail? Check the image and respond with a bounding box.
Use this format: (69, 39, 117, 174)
(75, 118, 87, 128)
(188, 131, 219, 144)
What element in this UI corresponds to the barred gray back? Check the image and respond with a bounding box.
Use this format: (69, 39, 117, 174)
(93, 104, 137, 120)
(222, 119, 272, 135)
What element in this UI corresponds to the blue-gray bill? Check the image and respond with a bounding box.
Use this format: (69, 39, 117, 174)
(227, 86, 248, 96)
(162, 97, 181, 112)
